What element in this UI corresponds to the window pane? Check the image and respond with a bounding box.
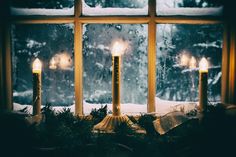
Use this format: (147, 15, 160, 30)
(82, 0, 148, 16)
(83, 24, 148, 115)
(10, 0, 74, 15)
(156, 24, 223, 112)
(156, 0, 223, 16)
(12, 24, 74, 109)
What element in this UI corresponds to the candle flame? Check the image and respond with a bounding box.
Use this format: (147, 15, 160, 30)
(112, 40, 128, 56)
(189, 56, 197, 69)
(199, 57, 208, 72)
(32, 58, 42, 73)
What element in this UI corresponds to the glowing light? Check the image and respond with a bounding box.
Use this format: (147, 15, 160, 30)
(50, 52, 73, 70)
(49, 57, 57, 70)
(32, 58, 42, 73)
(189, 56, 197, 69)
(58, 53, 72, 70)
(199, 57, 208, 72)
(180, 54, 189, 66)
(112, 41, 124, 56)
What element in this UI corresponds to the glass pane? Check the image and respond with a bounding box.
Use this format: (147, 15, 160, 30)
(12, 24, 74, 109)
(156, 24, 223, 113)
(156, 0, 223, 16)
(82, 0, 148, 16)
(83, 24, 148, 115)
(10, 0, 74, 15)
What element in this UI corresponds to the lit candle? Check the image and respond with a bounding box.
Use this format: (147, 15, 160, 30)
(112, 42, 124, 116)
(32, 58, 42, 115)
(199, 57, 208, 112)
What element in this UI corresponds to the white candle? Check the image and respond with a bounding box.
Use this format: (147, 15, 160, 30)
(199, 57, 208, 112)
(112, 42, 125, 116)
(32, 58, 42, 115)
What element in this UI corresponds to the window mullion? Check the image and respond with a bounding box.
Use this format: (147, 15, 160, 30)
(0, 26, 4, 109)
(229, 25, 236, 104)
(155, 16, 222, 24)
(2, 24, 13, 110)
(11, 17, 74, 24)
(78, 16, 149, 23)
(76, 0, 82, 18)
(74, 0, 83, 115)
(221, 24, 230, 104)
(147, 0, 156, 113)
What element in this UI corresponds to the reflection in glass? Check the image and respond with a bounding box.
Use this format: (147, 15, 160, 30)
(83, 24, 148, 114)
(156, 24, 223, 102)
(12, 24, 74, 106)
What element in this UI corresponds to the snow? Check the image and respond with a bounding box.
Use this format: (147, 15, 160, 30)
(95, 62, 104, 69)
(212, 72, 222, 85)
(13, 97, 197, 116)
(181, 65, 221, 73)
(156, 0, 223, 16)
(13, 90, 32, 97)
(193, 41, 222, 48)
(157, 7, 223, 16)
(10, 1, 222, 16)
(82, 1, 148, 16)
(10, 7, 74, 16)
(96, 44, 110, 51)
(26, 39, 46, 49)
(83, 44, 110, 51)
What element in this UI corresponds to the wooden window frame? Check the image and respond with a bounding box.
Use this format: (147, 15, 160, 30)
(1, 0, 234, 115)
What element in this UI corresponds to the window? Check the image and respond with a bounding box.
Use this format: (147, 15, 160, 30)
(12, 24, 74, 106)
(10, 0, 74, 16)
(156, 0, 223, 16)
(7, 0, 225, 115)
(82, 0, 148, 16)
(156, 24, 223, 103)
(83, 24, 148, 114)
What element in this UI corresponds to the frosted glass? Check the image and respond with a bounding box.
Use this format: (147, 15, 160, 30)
(10, 0, 74, 15)
(82, 0, 148, 16)
(156, 0, 223, 16)
(12, 24, 74, 106)
(156, 24, 223, 103)
(83, 24, 148, 114)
